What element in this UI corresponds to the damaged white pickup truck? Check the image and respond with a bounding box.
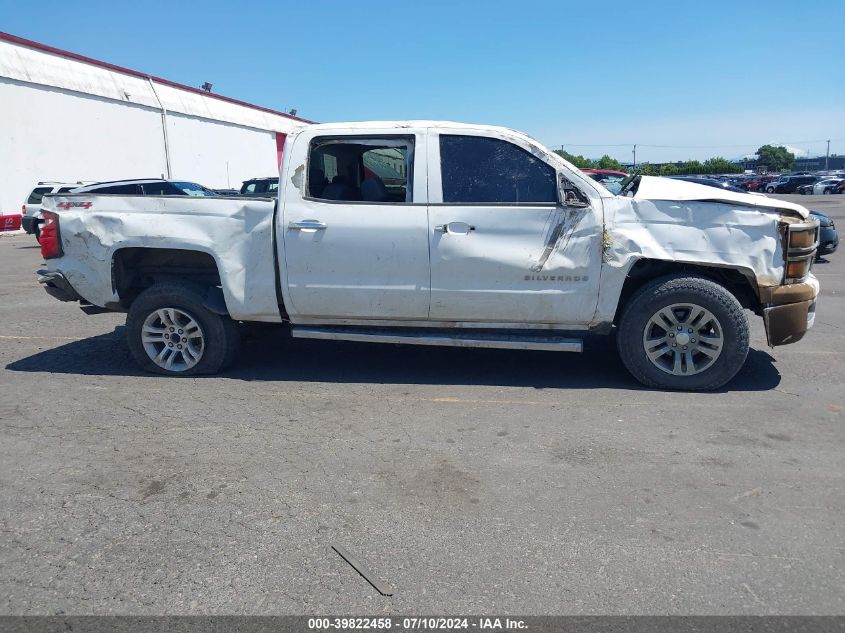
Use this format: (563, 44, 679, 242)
(36, 121, 819, 390)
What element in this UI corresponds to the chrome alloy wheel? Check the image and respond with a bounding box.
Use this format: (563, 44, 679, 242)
(141, 308, 204, 372)
(642, 303, 724, 376)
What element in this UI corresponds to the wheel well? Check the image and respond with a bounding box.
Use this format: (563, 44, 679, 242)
(613, 259, 761, 324)
(112, 248, 221, 308)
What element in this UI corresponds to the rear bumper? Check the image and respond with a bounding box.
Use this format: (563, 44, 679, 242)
(760, 278, 819, 346)
(36, 269, 83, 303)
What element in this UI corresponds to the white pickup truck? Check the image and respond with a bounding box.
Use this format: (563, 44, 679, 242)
(36, 121, 820, 390)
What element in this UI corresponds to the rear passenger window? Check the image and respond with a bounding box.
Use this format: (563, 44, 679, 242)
(440, 135, 557, 204)
(93, 184, 141, 194)
(141, 182, 182, 195)
(307, 136, 414, 203)
(27, 187, 53, 204)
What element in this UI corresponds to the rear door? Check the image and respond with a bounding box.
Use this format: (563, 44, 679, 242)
(427, 131, 602, 325)
(280, 128, 431, 320)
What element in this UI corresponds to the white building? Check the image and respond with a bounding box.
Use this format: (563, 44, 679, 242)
(0, 32, 309, 216)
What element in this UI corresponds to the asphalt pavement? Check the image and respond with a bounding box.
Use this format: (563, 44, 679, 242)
(0, 194, 843, 614)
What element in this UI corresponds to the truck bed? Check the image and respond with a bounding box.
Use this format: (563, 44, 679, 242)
(40, 194, 281, 321)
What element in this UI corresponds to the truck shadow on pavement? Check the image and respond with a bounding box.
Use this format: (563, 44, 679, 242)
(5, 325, 782, 392)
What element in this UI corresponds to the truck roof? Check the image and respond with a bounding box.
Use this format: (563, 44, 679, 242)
(305, 120, 522, 134)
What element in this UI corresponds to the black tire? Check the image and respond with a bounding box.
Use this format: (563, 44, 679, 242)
(126, 282, 240, 376)
(33, 222, 41, 242)
(617, 275, 749, 391)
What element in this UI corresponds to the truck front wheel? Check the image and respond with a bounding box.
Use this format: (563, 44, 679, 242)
(617, 276, 749, 391)
(126, 282, 240, 376)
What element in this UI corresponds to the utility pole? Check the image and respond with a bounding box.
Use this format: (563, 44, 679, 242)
(826, 140, 830, 171)
(633, 144, 637, 169)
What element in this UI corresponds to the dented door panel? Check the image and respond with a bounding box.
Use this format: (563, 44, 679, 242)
(427, 129, 603, 325)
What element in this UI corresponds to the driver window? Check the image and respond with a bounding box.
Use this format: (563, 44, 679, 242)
(439, 135, 557, 204)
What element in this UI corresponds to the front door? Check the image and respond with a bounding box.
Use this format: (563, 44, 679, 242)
(427, 131, 602, 325)
(280, 129, 430, 320)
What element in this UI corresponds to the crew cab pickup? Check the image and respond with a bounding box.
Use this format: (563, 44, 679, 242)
(36, 121, 820, 390)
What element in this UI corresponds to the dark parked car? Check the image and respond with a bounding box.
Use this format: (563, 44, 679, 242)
(797, 181, 818, 195)
(811, 210, 838, 258)
(72, 179, 219, 196)
(239, 177, 279, 197)
(764, 175, 817, 194)
(668, 176, 747, 193)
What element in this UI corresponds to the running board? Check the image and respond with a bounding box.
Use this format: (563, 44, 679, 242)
(291, 327, 583, 352)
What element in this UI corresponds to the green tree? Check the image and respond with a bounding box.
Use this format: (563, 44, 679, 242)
(596, 154, 623, 171)
(659, 163, 679, 176)
(554, 149, 595, 169)
(636, 163, 658, 176)
(702, 157, 742, 174)
(678, 160, 705, 175)
(756, 145, 795, 172)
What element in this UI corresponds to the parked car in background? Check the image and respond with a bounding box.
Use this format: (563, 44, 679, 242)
(738, 177, 764, 192)
(239, 177, 279, 197)
(668, 176, 747, 194)
(71, 179, 219, 196)
(810, 210, 838, 258)
(22, 182, 90, 239)
(813, 178, 845, 195)
(212, 188, 240, 196)
(582, 169, 628, 194)
(797, 182, 818, 195)
(765, 175, 817, 194)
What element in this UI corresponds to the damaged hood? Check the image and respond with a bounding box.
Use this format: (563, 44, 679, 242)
(632, 175, 809, 219)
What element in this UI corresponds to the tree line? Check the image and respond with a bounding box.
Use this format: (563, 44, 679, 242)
(553, 144, 796, 175)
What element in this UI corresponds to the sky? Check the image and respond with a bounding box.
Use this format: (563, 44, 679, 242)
(1, 0, 843, 163)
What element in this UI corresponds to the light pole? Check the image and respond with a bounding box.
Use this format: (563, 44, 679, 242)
(633, 144, 637, 170)
(826, 140, 830, 171)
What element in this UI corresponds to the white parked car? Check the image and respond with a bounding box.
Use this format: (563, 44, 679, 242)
(35, 121, 820, 391)
(21, 182, 88, 239)
(813, 179, 845, 195)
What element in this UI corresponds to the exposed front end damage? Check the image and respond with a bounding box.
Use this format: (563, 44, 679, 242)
(598, 175, 819, 347)
(758, 214, 821, 346)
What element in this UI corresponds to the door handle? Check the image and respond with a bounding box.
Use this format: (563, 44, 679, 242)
(289, 219, 327, 231)
(435, 221, 475, 235)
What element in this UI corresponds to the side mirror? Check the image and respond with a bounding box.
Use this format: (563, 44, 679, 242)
(558, 175, 590, 208)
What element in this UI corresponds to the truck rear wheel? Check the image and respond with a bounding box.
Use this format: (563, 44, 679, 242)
(126, 282, 240, 376)
(617, 275, 749, 391)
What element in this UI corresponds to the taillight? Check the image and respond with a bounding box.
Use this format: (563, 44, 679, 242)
(40, 211, 63, 259)
(21, 204, 26, 215)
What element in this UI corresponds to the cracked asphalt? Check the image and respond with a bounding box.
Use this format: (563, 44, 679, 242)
(1, 194, 843, 615)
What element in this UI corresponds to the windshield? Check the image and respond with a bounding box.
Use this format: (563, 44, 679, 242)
(171, 181, 217, 196)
